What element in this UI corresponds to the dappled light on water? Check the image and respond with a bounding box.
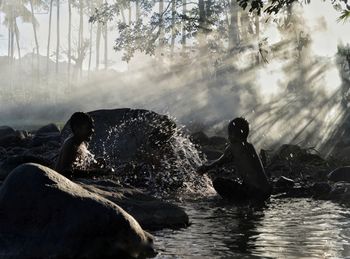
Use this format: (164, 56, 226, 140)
(153, 198, 350, 258)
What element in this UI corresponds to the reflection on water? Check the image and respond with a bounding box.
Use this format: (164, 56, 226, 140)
(153, 198, 350, 258)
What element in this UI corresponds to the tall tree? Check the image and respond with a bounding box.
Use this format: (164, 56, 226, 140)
(104, 17, 108, 70)
(228, 0, 240, 50)
(182, 0, 186, 50)
(170, 0, 176, 55)
(29, 0, 40, 57)
(95, 0, 103, 70)
(55, 0, 60, 74)
(68, 0, 72, 82)
(46, 0, 53, 74)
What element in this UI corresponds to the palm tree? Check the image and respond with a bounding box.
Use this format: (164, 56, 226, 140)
(1, 0, 32, 60)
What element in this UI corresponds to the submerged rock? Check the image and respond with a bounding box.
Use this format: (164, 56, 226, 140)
(0, 163, 154, 259)
(275, 176, 295, 189)
(78, 178, 189, 231)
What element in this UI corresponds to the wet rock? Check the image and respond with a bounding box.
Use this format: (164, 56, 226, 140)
(190, 131, 210, 146)
(202, 147, 223, 160)
(78, 179, 189, 231)
(0, 133, 26, 148)
(0, 163, 154, 259)
(0, 147, 6, 158)
(31, 132, 61, 147)
(0, 126, 15, 137)
(275, 176, 295, 189)
(36, 123, 60, 135)
(267, 144, 330, 180)
(327, 182, 350, 201)
(8, 147, 27, 156)
(311, 182, 332, 198)
(208, 136, 227, 148)
(0, 155, 53, 180)
(31, 124, 61, 147)
(328, 167, 350, 182)
(61, 108, 176, 163)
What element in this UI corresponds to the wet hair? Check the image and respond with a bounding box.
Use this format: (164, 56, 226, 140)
(69, 112, 94, 133)
(228, 117, 249, 140)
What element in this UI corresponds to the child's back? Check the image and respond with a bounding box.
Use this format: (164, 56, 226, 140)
(228, 141, 271, 196)
(198, 117, 271, 201)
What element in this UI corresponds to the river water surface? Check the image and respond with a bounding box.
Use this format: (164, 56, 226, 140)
(152, 197, 350, 258)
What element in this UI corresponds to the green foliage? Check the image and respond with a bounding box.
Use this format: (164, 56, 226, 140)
(89, 0, 350, 62)
(338, 9, 350, 22)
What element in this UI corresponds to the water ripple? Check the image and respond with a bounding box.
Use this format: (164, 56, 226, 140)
(152, 198, 350, 258)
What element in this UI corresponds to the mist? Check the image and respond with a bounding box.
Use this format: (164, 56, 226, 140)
(0, 0, 349, 156)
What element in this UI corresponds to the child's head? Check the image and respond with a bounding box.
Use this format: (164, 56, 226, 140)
(70, 112, 94, 141)
(228, 117, 249, 142)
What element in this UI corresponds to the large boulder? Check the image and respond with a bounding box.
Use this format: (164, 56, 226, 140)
(36, 123, 60, 135)
(0, 163, 154, 259)
(61, 108, 176, 164)
(31, 124, 61, 147)
(78, 179, 189, 230)
(0, 126, 16, 137)
(0, 128, 27, 148)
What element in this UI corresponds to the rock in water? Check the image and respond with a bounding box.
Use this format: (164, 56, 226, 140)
(328, 167, 350, 182)
(78, 178, 189, 230)
(0, 163, 154, 259)
(61, 108, 176, 163)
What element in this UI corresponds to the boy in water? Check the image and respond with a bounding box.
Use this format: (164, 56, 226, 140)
(55, 112, 111, 178)
(198, 117, 271, 201)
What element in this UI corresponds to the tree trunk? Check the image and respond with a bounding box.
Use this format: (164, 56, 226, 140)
(29, 0, 40, 74)
(159, 0, 164, 48)
(10, 10, 14, 61)
(56, 0, 60, 74)
(170, 0, 176, 55)
(96, 23, 102, 70)
(104, 21, 108, 70)
(136, 0, 140, 20)
(228, 0, 240, 51)
(255, 11, 260, 64)
(182, 0, 186, 50)
(68, 0, 72, 83)
(88, 2, 93, 77)
(46, 0, 53, 74)
(198, 0, 206, 46)
(78, 0, 84, 76)
(14, 19, 21, 59)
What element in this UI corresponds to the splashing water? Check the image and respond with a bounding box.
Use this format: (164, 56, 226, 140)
(97, 114, 214, 198)
(72, 142, 98, 170)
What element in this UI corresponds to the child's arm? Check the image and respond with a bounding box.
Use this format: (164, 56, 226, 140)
(198, 145, 233, 174)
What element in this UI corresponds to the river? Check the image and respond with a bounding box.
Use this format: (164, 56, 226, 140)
(152, 197, 350, 258)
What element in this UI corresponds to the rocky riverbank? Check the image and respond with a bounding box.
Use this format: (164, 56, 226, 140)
(191, 130, 350, 204)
